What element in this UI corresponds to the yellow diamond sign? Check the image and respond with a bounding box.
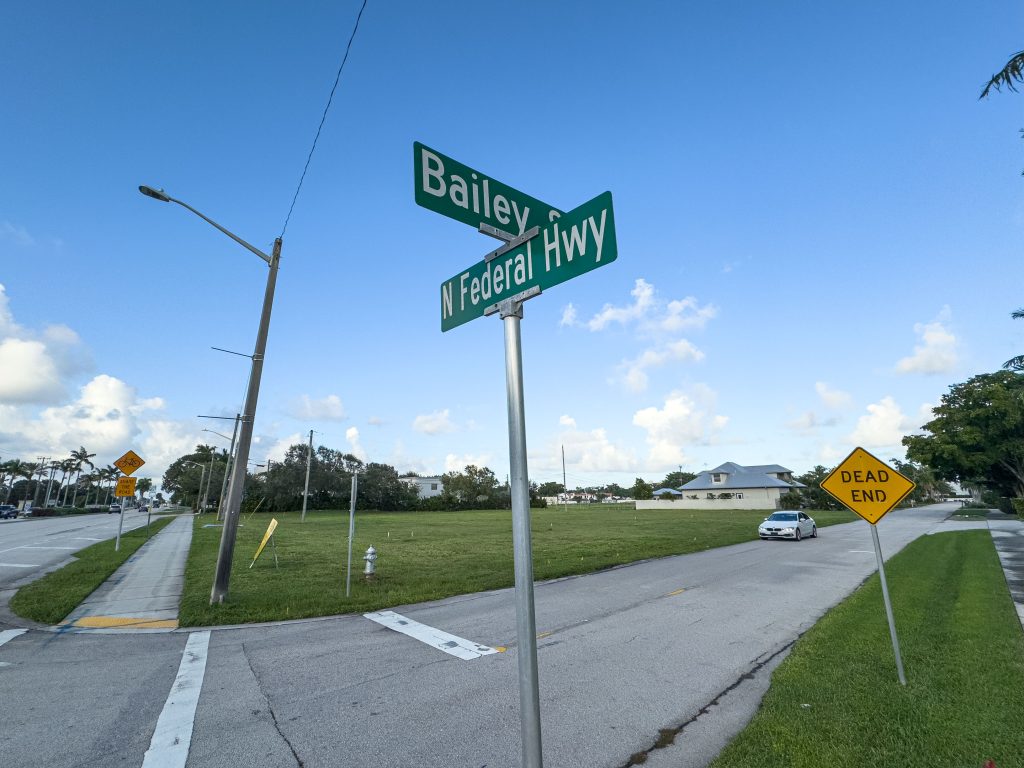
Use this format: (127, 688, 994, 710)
(114, 449, 145, 476)
(820, 447, 915, 524)
(115, 477, 137, 497)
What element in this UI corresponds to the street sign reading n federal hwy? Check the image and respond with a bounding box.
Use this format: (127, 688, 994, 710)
(440, 191, 616, 331)
(414, 142, 563, 235)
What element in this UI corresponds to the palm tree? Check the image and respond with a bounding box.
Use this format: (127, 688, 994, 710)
(136, 477, 153, 504)
(15, 461, 34, 506)
(57, 457, 76, 506)
(1004, 308, 1024, 372)
(981, 51, 1024, 98)
(69, 446, 95, 508)
(102, 465, 119, 504)
(0, 460, 20, 503)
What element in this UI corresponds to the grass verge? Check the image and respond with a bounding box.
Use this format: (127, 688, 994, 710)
(179, 505, 856, 626)
(709, 530, 1024, 768)
(10, 516, 176, 624)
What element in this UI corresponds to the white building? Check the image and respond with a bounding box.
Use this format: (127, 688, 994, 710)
(399, 475, 444, 499)
(636, 462, 804, 511)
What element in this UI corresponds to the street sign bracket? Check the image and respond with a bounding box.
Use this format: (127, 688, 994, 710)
(484, 286, 541, 318)
(478, 222, 517, 242)
(485, 226, 540, 264)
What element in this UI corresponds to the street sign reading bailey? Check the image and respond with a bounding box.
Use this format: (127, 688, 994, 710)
(440, 191, 616, 331)
(414, 142, 563, 236)
(820, 447, 916, 524)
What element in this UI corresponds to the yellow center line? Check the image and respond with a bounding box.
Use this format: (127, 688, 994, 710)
(536, 631, 553, 639)
(665, 588, 686, 597)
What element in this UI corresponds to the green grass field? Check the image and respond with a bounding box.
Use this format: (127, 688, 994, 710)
(709, 530, 1024, 768)
(178, 504, 857, 626)
(10, 516, 176, 624)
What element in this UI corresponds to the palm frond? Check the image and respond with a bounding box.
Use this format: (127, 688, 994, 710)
(980, 51, 1024, 98)
(1012, 308, 1024, 320)
(1003, 354, 1024, 371)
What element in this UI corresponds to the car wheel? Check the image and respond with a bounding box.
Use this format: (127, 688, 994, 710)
(794, 528, 802, 541)
(811, 525, 817, 538)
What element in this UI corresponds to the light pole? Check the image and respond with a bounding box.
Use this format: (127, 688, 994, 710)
(140, 184, 281, 605)
(202, 421, 240, 521)
(182, 461, 206, 514)
(301, 429, 313, 522)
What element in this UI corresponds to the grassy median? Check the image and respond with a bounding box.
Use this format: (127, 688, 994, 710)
(178, 505, 856, 626)
(10, 516, 176, 624)
(709, 530, 1024, 768)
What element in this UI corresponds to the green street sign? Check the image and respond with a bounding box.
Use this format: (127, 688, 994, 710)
(440, 191, 616, 332)
(414, 142, 563, 235)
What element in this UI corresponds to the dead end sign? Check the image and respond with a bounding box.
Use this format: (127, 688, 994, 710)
(819, 447, 915, 524)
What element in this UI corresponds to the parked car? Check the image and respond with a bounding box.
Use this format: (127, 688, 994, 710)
(0, 504, 17, 519)
(108, 503, 122, 514)
(758, 511, 816, 541)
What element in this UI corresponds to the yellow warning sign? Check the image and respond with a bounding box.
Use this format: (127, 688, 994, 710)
(251, 518, 279, 567)
(114, 450, 145, 476)
(115, 476, 137, 497)
(820, 447, 915, 525)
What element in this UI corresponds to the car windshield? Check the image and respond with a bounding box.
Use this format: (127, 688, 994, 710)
(767, 513, 798, 521)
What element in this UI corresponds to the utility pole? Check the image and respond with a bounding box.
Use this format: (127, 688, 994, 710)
(562, 445, 567, 514)
(301, 429, 313, 522)
(217, 414, 241, 522)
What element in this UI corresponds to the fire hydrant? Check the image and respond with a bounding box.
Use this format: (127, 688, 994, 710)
(363, 546, 377, 580)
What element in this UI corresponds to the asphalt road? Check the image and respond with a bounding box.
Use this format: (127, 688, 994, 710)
(0, 509, 151, 590)
(0, 503, 969, 768)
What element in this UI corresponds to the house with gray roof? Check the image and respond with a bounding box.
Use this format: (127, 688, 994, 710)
(637, 462, 805, 510)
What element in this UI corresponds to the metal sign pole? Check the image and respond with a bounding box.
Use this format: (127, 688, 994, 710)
(870, 523, 907, 685)
(346, 473, 358, 597)
(499, 296, 544, 768)
(115, 495, 125, 551)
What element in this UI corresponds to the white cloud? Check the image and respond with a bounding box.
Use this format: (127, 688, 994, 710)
(588, 279, 655, 330)
(848, 396, 912, 448)
(620, 339, 704, 393)
(0, 284, 92, 404)
(262, 432, 302, 464)
(444, 452, 491, 472)
(559, 304, 578, 327)
(559, 414, 577, 428)
(288, 394, 346, 421)
(1, 221, 36, 247)
(584, 279, 717, 335)
(413, 409, 455, 435)
(895, 309, 957, 375)
(632, 387, 728, 469)
(815, 381, 852, 410)
(554, 425, 637, 474)
(346, 426, 367, 461)
(367, 416, 384, 426)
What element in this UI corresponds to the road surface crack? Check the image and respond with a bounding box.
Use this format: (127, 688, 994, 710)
(241, 641, 304, 767)
(616, 640, 796, 768)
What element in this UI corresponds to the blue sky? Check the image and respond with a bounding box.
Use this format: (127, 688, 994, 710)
(2, 1, 1021, 491)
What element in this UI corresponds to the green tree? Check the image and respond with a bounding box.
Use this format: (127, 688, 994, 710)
(69, 446, 95, 507)
(660, 470, 697, 489)
(440, 465, 501, 509)
(536, 481, 564, 497)
(795, 466, 843, 510)
(1004, 308, 1024, 372)
(903, 371, 1024, 499)
(632, 477, 653, 500)
(136, 477, 153, 502)
(358, 462, 418, 510)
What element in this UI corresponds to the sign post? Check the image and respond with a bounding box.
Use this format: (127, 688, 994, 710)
(113, 451, 145, 552)
(346, 472, 359, 597)
(417, 143, 619, 768)
(820, 447, 915, 685)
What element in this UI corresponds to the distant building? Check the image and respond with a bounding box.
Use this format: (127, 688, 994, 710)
(399, 475, 444, 499)
(637, 462, 804, 510)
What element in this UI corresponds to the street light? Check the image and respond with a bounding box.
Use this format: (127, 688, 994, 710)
(182, 460, 206, 514)
(141, 183, 282, 604)
(203, 424, 239, 521)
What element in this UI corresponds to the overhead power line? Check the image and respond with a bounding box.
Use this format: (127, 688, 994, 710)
(281, 0, 369, 238)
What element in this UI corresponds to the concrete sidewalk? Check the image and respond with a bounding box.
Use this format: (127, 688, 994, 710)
(61, 514, 194, 633)
(990, 517, 1024, 631)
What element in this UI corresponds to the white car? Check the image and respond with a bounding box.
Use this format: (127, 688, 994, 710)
(759, 511, 816, 541)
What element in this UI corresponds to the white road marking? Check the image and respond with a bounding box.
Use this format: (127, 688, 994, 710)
(0, 563, 39, 568)
(141, 631, 211, 768)
(848, 550, 873, 553)
(20, 546, 77, 550)
(364, 610, 498, 660)
(73, 537, 105, 541)
(0, 629, 28, 647)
